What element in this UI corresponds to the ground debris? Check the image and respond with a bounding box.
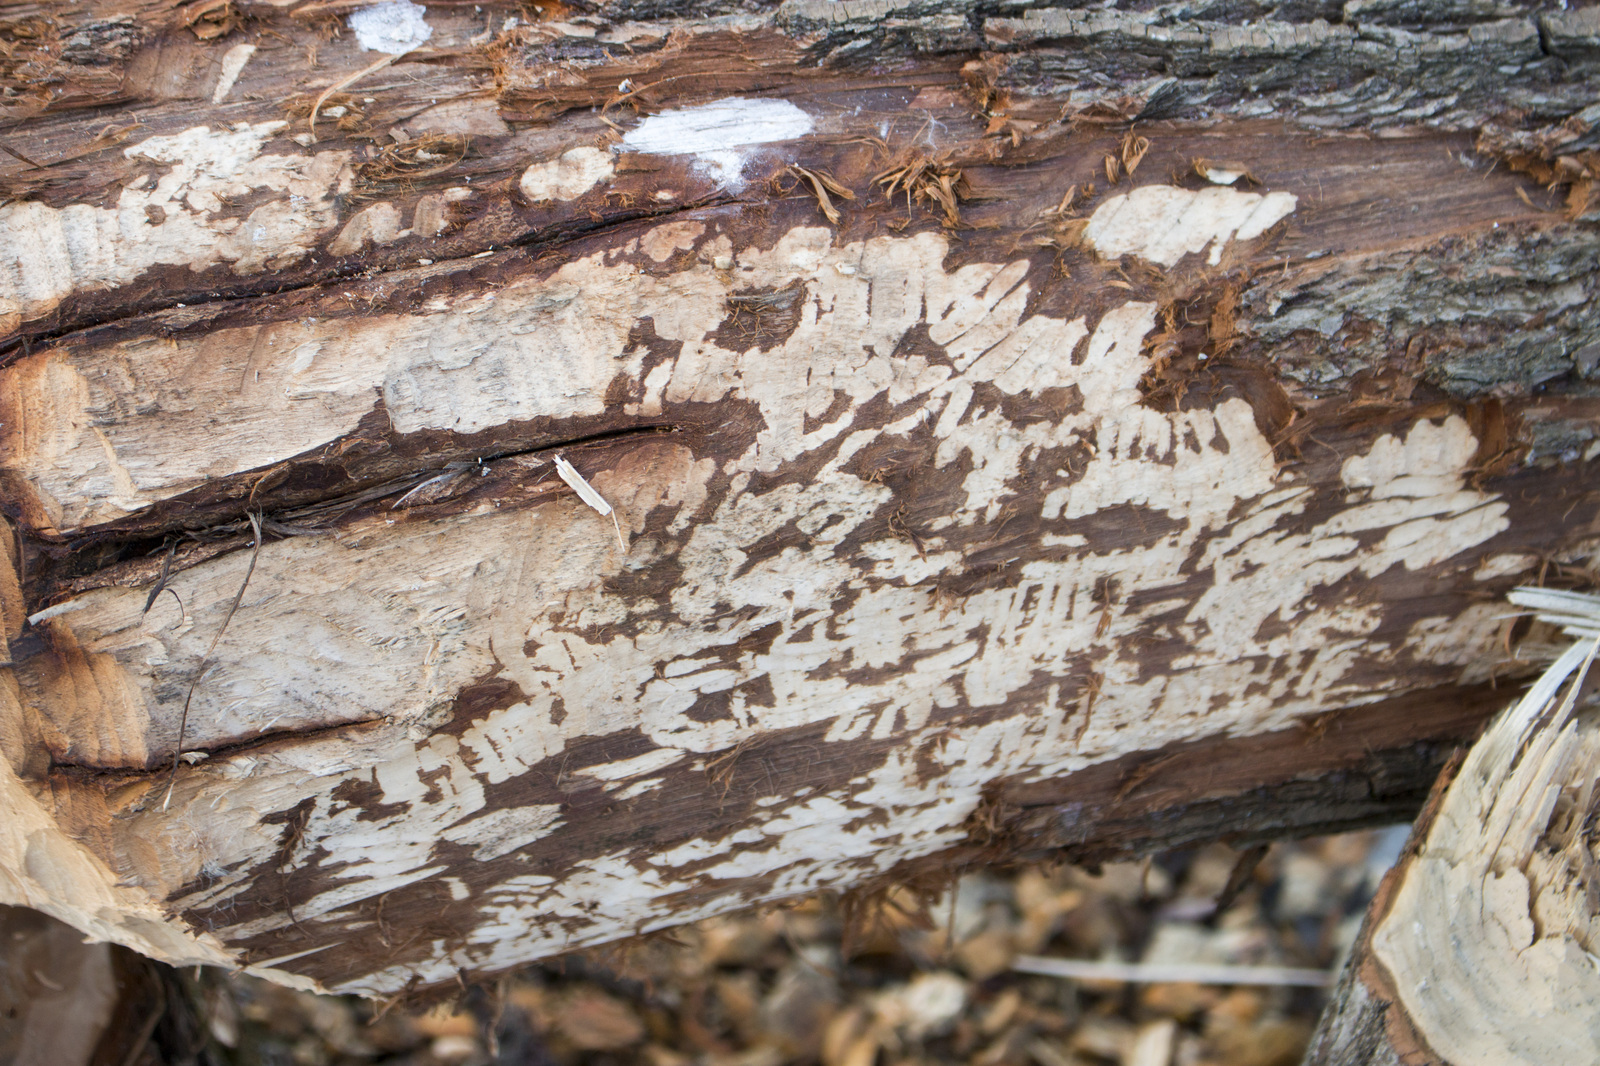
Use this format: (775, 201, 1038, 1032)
(119, 831, 1398, 1064)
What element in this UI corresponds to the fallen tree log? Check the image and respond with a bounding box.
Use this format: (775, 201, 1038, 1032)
(0, 0, 1597, 997)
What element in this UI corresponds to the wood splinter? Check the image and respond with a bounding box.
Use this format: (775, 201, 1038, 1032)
(1308, 587, 1600, 1065)
(554, 455, 627, 553)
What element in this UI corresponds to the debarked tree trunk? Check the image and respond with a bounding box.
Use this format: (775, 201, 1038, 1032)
(0, 0, 1597, 997)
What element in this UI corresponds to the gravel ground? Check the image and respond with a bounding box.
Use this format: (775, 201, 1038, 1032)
(198, 827, 1407, 1066)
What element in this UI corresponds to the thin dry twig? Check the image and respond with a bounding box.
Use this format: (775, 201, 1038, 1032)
(1013, 956, 1332, 987)
(162, 512, 264, 812)
(142, 541, 178, 617)
(310, 53, 400, 141)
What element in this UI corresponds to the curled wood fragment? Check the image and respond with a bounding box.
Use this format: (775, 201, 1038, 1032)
(1120, 132, 1151, 179)
(874, 155, 970, 227)
(1193, 158, 1258, 186)
(787, 164, 854, 225)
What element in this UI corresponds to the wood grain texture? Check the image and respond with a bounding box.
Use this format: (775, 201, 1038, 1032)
(0, 0, 1595, 995)
(1307, 594, 1600, 1066)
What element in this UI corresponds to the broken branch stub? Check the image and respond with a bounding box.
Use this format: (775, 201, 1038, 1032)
(0, 0, 1595, 997)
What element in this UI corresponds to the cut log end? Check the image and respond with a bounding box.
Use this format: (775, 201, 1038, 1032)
(1308, 590, 1600, 1066)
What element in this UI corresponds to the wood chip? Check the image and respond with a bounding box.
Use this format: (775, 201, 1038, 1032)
(555, 454, 627, 551)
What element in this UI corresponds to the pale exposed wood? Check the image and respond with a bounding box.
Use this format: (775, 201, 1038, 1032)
(1305, 590, 1600, 1066)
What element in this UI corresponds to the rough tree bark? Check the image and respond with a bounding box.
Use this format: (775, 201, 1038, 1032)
(0, 0, 1596, 997)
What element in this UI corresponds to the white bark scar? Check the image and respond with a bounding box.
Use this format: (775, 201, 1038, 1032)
(0, 222, 1525, 996)
(621, 97, 814, 190)
(519, 147, 615, 202)
(348, 0, 433, 53)
(1083, 184, 1298, 266)
(0, 123, 348, 324)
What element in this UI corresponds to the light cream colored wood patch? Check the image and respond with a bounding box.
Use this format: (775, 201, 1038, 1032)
(0, 319, 393, 529)
(638, 220, 705, 261)
(327, 202, 405, 256)
(0, 672, 234, 971)
(1082, 184, 1297, 266)
(0, 221, 1531, 995)
(1372, 588, 1600, 1065)
(0, 123, 352, 324)
(211, 43, 256, 104)
(519, 147, 615, 202)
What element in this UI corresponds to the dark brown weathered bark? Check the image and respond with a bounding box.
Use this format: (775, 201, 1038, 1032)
(0, 0, 1596, 996)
